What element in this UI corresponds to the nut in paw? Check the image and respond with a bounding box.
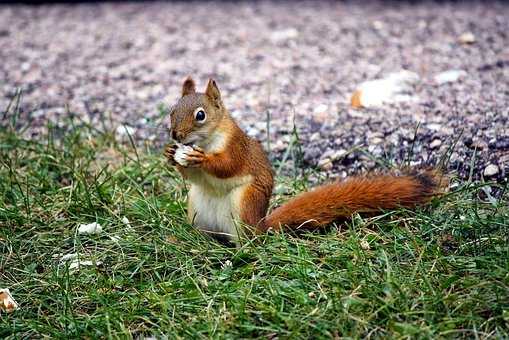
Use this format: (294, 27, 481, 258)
(174, 144, 205, 167)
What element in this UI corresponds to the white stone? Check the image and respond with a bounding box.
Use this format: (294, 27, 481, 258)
(483, 164, 499, 177)
(115, 125, 136, 138)
(352, 70, 420, 108)
(459, 32, 476, 44)
(427, 123, 442, 131)
(318, 158, 333, 170)
(309, 132, 321, 142)
(430, 139, 442, 149)
(313, 104, 328, 115)
(434, 70, 467, 84)
(272, 139, 286, 152)
(246, 127, 259, 137)
(372, 20, 384, 30)
(331, 149, 347, 161)
(270, 28, 299, 42)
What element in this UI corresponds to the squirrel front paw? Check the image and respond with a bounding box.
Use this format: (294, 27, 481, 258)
(174, 144, 205, 167)
(164, 144, 178, 165)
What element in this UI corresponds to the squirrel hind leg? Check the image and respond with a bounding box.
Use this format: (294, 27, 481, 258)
(238, 184, 271, 236)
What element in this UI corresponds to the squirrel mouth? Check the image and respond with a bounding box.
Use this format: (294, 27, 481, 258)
(182, 135, 200, 146)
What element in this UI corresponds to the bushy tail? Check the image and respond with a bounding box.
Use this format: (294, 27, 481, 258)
(261, 170, 446, 231)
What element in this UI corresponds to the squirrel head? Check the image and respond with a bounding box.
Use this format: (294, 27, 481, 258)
(168, 77, 226, 145)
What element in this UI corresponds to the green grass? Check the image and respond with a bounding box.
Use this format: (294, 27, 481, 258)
(1, 111, 508, 339)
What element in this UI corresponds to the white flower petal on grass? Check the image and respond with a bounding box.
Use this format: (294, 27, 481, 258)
(68, 259, 103, 273)
(221, 260, 233, 270)
(78, 222, 102, 235)
(0, 288, 19, 313)
(120, 216, 135, 234)
(121, 216, 131, 226)
(60, 253, 78, 262)
(360, 239, 371, 250)
(109, 235, 122, 242)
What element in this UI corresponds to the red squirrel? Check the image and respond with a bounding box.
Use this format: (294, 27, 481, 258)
(165, 77, 445, 242)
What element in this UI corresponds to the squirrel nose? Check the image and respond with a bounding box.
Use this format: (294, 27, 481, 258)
(171, 130, 185, 142)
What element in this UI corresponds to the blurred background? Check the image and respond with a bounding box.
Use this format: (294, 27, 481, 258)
(1, 0, 508, 180)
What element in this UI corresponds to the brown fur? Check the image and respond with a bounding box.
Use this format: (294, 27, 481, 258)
(239, 184, 271, 235)
(166, 77, 445, 240)
(182, 76, 196, 96)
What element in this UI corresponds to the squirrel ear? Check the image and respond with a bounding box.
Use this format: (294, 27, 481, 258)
(182, 76, 196, 97)
(205, 78, 221, 103)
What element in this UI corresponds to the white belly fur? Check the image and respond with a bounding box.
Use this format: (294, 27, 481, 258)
(185, 171, 253, 241)
(188, 182, 248, 240)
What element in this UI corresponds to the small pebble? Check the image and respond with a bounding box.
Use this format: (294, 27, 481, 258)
(483, 164, 499, 177)
(430, 139, 442, 149)
(434, 70, 467, 85)
(459, 32, 476, 44)
(427, 123, 442, 131)
(360, 239, 370, 250)
(115, 125, 136, 139)
(318, 158, 333, 170)
(270, 28, 298, 43)
(331, 149, 348, 161)
(313, 104, 328, 115)
(309, 132, 321, 142)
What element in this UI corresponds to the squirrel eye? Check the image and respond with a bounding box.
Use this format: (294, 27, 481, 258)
(194, 107, 207, 123)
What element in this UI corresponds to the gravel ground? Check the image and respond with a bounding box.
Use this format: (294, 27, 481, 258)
(1, 1, 508, 181)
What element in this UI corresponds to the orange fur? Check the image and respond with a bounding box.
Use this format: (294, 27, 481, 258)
(199, 119, 249, 178)
(350, 89, 363, 109)
(239, 184, 271, 236)
(260, 171, 444, 231)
